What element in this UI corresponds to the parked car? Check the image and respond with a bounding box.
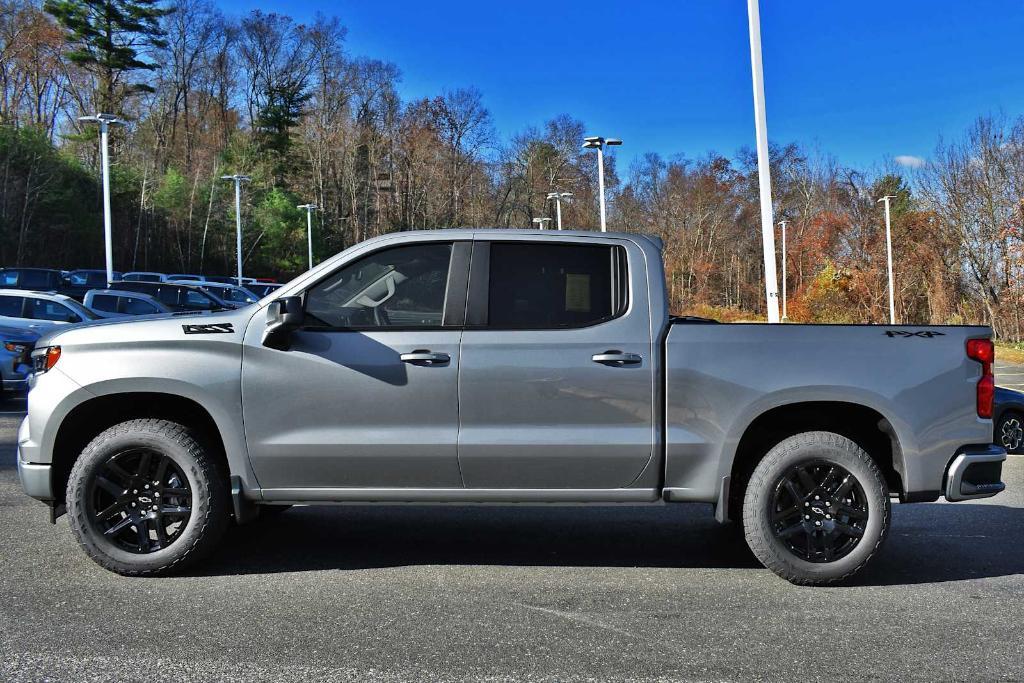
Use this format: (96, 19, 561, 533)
(62, 269, 122, 301)
(0, 324, 38, 396)
(17, 230, 1006, 583)
(178, 280, 258, 308)
(994, 387, 1024, 454)
(0, 289, 98, 331)
(108, 280, 228, 312)
(83, 290, 173, 318)
(121, 272, 166, 283)
(246, 282, 283, 298)
(166, 274, 205, 282)
(0, 268, 64, 292)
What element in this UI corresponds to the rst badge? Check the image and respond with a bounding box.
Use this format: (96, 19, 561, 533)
(182, 323, 234, 335)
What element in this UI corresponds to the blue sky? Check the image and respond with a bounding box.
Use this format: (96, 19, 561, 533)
(220, 0, 1024, 174)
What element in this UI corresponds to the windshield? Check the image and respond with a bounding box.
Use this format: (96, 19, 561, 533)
(64, 298, 100, 320)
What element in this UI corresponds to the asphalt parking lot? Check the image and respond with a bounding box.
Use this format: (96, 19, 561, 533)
(1, 396, 1022, 683)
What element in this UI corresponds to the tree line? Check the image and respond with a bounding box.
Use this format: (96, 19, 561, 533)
(1, 0, 1022, 338)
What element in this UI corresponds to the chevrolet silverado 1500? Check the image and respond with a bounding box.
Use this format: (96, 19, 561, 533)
(17, 230, 1007, 584)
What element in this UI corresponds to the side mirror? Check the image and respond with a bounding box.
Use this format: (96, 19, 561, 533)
(262, 295, 303, 350)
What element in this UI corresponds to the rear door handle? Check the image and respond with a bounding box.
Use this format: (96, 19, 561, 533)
(592, 351, 643, 366)
(400, 350, 451, 365)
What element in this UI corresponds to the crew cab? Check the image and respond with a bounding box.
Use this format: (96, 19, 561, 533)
(16, 230, 1006, 584)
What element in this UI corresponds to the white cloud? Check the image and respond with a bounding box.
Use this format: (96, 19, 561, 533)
(894, 155, 926, 169)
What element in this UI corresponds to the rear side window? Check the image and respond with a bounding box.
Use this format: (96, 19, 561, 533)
(486, 243, 623, 329)
(22, 270, 56, 289)
(154, 286, 180, 306)
(122, 297, 158, 315)
(90, 294, 119, 313)
(0, 295, 24, 316)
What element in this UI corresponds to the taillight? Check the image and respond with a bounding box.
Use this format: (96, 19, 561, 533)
(966, 339, 994, 418)
(30, 345, 61, 373)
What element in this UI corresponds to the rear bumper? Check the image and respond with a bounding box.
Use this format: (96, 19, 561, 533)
(944, 444, 1006, 501)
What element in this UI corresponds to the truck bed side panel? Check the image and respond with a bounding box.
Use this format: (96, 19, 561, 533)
(663, 324, 992, 502)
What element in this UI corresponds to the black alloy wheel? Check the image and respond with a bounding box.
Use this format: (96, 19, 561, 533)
(770, 460, 869, 563)
(88, 448, 193, 553)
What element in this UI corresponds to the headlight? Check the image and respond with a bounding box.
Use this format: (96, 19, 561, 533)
(30, 346, 61, 373)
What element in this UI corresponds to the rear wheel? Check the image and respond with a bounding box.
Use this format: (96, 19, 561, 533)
(742, 431, 890, 585)
(996, 411, 1023, 454)
(66, 419, 229, 576)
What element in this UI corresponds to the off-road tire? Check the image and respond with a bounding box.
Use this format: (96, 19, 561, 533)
(66, 419, 229, 576)
(743, 431, 890, 586)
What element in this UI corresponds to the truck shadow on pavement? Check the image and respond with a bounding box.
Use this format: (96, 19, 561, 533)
(202, 501, 1024, 585)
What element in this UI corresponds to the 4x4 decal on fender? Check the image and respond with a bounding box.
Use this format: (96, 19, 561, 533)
(884, 330, 945, 338)
(182, 323, 234, 335)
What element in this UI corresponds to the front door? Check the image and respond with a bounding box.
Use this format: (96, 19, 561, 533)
(242, 240, 470, 492)
(457, 238, 656, 489)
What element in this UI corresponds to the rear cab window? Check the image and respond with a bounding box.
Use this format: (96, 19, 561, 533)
(482, 242, 626, 329)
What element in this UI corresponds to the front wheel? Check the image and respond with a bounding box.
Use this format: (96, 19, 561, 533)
(66, 419, 229, 576)
(742, 431, 890, 586)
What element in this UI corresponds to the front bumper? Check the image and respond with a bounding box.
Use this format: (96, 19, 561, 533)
(945, 444, 1006, 501)
(17, 416, 53, 501)
(17, 459, 52, 500)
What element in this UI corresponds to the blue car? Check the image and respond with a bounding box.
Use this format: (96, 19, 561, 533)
(0, 324, 38, 396)
(995, 386, 1024, 454)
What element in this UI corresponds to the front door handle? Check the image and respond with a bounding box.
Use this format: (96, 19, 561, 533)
(400, 350, 451, 365)
(592, 350, 643, 366)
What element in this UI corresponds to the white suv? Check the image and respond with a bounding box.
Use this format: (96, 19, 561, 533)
(0, 289, 98, 331)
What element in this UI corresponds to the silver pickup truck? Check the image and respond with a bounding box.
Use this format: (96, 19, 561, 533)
(16, 230, 1006, 584)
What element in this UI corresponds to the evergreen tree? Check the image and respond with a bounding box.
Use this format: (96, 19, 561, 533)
(44, 0, 170, 113)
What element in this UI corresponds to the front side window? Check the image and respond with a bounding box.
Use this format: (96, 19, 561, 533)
(183, 289, 216, 309)
(30, 298, 81, 323)
(306, 243, 452, 328)
(486, 243, 621, 329)
(122, 297, 158, 314)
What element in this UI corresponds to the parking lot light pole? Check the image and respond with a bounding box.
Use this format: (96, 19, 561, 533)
(878, 195, 897, 324)
(297, 203, 318, 270)
(546, 191, 573, 230)
(221, 174, 251, 286)
(532, 217, 552, 230)
(746, 0, 781, 323)
(779, 220, 788, 322)
(582, 137, 622, 232)
(78, 114, 125, 286)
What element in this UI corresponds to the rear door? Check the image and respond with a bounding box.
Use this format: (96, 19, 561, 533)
(457, 236, 656, 489)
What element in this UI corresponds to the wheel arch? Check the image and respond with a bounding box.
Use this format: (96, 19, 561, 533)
(725, 400, 905, 521)
(50, 392, 232, 507)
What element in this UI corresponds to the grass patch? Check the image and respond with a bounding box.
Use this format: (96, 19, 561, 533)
(996, 341, 1024, 365)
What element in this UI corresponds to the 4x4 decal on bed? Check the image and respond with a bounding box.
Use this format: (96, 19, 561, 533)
(885, 330, 946, 338)
(182, 323, 234, 334)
